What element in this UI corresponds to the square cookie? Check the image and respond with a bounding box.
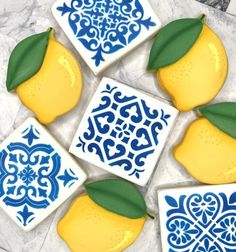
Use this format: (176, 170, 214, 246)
(0, 118, 87, 231)
(158, 184, 236, 252)
(51, 0, 161, 75)
(70, 77, 178, 186)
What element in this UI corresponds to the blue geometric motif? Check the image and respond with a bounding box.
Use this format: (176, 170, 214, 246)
(56, 0, 156, 66)
(19, 165, 37, 185)
(0, 125, 78, 227)
(164, 192, 236, 251)
(76, 83, 171, 179)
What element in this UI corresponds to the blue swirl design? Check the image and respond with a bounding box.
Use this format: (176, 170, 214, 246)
(164, 191, 236, 251)
(76, 83, 171, 179)
(0, 125, 78, 227)
(56, 0, 156, 66)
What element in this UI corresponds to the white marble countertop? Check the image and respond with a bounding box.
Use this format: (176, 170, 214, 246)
(0, 0, 235, 251)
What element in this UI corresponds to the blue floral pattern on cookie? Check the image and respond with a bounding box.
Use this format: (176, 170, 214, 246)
(0, 119, 86, 230)
(163, 191, 236, 251)
(70, 78, 178, 186)
(56, 0, 156, 66)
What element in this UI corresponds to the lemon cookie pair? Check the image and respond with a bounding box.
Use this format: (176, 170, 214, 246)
(148, 16, 236, 185)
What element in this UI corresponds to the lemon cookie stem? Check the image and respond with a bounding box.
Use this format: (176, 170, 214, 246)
(85, 179, 148, 219)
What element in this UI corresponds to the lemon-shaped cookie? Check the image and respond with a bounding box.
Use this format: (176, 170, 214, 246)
(58, 179, 149, 252)
(174, 103, 236, 184)
(6, 28, 82, 124)
(147, 16, 228, 111)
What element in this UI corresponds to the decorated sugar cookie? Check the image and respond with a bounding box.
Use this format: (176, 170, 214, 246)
(147, 16, 228, 111)
(158, 184, 236, 251)
(69, 77, 178, 187)
(6, 28, 83, 124)
(52, 0, 161, 75)
(58, 179, 152, 252)
(0, 117, 86, 231)
(174, 102, 236, 184)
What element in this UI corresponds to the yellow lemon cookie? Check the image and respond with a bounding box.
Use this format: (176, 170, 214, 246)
(58, 179, 150, 252)
(6, 28, 82, 124)
(147, 16, 228, 111)
(174, 103, 236, 184)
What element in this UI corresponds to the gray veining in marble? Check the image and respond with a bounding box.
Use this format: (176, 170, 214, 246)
(0, 0, 236, 251)
(196, 0, 231, 12)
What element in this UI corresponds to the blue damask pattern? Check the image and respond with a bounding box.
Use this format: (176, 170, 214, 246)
(0, 125, 78, 227)
(75, 83, 171, 179)
(56, 0, 156, 66)
(164, 191, 236, 251)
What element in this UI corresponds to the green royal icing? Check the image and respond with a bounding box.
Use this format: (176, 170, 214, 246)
(6, 28, 52, 91)
(198, 102, 236, 138)
(85, 179, 147, 219)
(147, 16, 205, 71)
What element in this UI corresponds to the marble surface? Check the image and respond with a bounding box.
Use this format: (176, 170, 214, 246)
(196, 0, 231, 12)
(228, 0, 236, 15)
(0, 0, 236, 251)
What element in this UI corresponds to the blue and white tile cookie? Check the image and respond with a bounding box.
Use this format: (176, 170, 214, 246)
(51, 0, 161, 75)
(70, 77, 178, 186)
(158, 184, 236, 252)
(0, 118, 86, 231)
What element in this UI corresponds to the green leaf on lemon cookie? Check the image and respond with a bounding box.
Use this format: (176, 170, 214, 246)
(6, 28, 52, 91)
(147, 17, 204, 71)
(198, 102, 236, 138)
(85, 179, 147, 219)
